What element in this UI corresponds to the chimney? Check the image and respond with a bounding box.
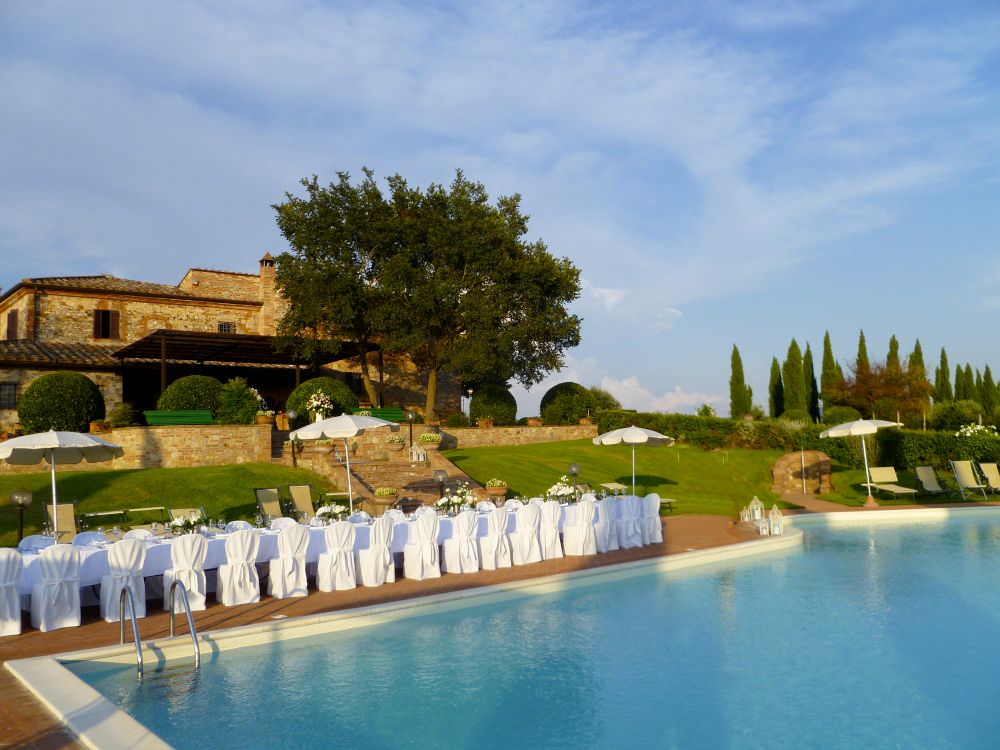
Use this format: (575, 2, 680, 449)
(259, 253, 277, 335)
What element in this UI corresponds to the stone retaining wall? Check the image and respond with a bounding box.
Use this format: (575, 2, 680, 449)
(442, 424, 597, 449)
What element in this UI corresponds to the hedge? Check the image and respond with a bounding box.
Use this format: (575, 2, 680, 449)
(469, 384, 517, 426)
(540, 382, 597, 425)
(157, 375, 224, 413)
(215, 377, 260, 424)
(17, 372, 105, 433)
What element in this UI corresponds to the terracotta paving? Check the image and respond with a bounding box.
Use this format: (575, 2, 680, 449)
(0, 515, 756, 749)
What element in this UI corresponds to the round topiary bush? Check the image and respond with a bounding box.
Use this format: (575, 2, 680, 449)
(446, 413, 471, 428)
(285, 377, 359, 429)
(216, 378, 262, 424)
(157, 375, 223, 413)
(779, 408, 812, 424)
(931, 399, 982, 431)
(821, 405, 862, 425)
(106, 402, 138, 428)
(469, 383, 517, 426)
(17, 372, 105, 433)
(539, 382, 597, 425)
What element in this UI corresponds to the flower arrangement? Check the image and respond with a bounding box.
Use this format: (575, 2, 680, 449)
(485, 478, 507, 488)
(546, 475, 577, 502)
(306, 392, 334, 418)
(314, 439, 336, 445)
(374, 486, 398, 497)
(256, 409, 276, 417)
(355, 409, 373, 417)
(315, 503, 349, 521)
(386, 433, 406, 445)
(436, 481, 474, 512)
(169, 512, 203, 535)
(418, 432, 442, 444)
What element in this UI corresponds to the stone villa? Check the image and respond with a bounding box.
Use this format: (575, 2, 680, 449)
(0, 255, 457, 429)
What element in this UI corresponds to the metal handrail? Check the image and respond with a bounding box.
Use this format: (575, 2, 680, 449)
(118, 586, 143, 676)
(168, 580, 201, 669)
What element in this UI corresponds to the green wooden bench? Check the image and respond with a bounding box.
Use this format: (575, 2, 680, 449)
(143, 410, 215, 425)
(354, 407, 406, 423)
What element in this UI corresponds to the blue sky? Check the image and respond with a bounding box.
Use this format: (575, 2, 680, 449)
(2, 1, 999, 416)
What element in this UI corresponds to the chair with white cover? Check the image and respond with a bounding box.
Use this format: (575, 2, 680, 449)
(563, 498, 598, 557)
(442, 510, 480, 573)
(615, 496, 644, 549)
(356, 515, 396, 587)
(509, 503, 542, 566)
(594, 498, 619, 553)
(225, 520, 253, 533)
(641, 493, 663, 545)
(217, 529, 260, 605)
(162, 533, 208, 611)
(123, 528, 153, 541)
(0, 548, 23, 636)
(539, 501, 564, 560)
(414, 505, 437, 518)
(72, 531, 106, 547)
(268, 524, 310, 599)
(100, 539, 147, 622)
(19, 535, 55, 554)
(528, 497, 544, 506)
(30, 544, 81, 632)
(479, 507, 512, 571)
(476, 500, 496, 512)
(270, 517, 298, 531)
(504, 498, 523, 511)
(348, 511, 371, 523)
(384, 508, 407, 523)
(317, 521, 357, 592)
(403, 512, 441, 580)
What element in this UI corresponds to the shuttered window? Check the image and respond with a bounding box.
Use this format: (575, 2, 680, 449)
(0, 383, 16, 409)
(93, 309, 121, 339)
(5, 309, 17, 340)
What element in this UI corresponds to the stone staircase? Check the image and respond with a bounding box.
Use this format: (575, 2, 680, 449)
(271, 429, 290, 461)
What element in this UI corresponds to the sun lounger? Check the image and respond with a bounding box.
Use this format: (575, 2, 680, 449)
(124, 506, 169, 529)
(915, 466, 946, 496)
(169, 507, 206, 522)
(950, 460, 988, 501)
(978, 463, 1000, 493)
(862, 467, 918, 498)
(287, 484, 316, 518)
(254, 487, 283, 519)
(45, 501, 78, 543)
(80, 509, 126, 531)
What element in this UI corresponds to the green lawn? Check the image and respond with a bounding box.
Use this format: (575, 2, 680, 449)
(445, 439, 797, 516)
(822, 465, 968, 507)
(0, 463, 333, 548)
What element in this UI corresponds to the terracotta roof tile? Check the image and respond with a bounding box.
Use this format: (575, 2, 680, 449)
(23, 275, 201, 298)
(0, 340, 120, 367)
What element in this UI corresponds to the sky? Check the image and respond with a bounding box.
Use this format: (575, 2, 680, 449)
(2, 0, 999, 417)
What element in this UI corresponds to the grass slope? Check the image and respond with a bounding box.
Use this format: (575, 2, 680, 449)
(0, 463, 332, 547)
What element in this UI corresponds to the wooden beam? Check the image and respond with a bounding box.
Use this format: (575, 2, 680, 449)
(159, 334, 167, 395)
(378, 349, 385, 408)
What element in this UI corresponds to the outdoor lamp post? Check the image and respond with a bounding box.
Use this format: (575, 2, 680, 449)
(568, 463, 580, 499)
(407, 412, 415, 447)
(10, 489, 32, 543)
(433, 469, 448, 499)
(286, 409, 298, 467)
(466, 388, 474, 417)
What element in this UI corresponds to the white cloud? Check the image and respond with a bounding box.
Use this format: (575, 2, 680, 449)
(600, 376, 722, 414)
(582, 279, 626, 310)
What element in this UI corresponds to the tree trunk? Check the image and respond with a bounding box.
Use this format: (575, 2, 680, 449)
(356, 341, 379, 406)
(424, 368, 438, 421)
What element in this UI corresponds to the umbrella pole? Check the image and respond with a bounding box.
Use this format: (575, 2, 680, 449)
(344, 437, 354, 513)
(50, 451, 58, 536)
(860, 436, 878, 509)
(632, 445, 636, 497)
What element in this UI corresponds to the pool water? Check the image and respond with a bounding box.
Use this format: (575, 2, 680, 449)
(69, 514, 1000, 749)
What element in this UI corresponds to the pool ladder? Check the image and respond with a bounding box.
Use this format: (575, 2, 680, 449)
(118, 581, 202, 676)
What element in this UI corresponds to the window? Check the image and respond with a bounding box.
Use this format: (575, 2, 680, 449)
(218, 321, 236, 334)
(5, 309, 17, 340)
(0, 383, 16, 409)
(93, 309, 120, 339)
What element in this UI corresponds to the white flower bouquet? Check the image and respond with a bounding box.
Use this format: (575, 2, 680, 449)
(546, 475, 577, 502)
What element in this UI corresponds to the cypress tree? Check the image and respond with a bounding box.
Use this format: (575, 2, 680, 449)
(768, 357, 784, 418)
(955, 364, 969, 401)
(906, 339, 931, 414)
(975, 368, 984, 407)
(934, 348, 952, 402)
(820, 331, 843, 409)
(965, 364, 976, 403)
(803, 343, 820, 422)
(729, 345, 752, 419)
(983, 366, 997, 415)
(886, 335, 901, 378)
(781, 339, 806, 413)
(855, 330, 870, 379)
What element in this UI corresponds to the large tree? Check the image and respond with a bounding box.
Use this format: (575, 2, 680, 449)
(729, 344, 752, 419)
(380, 171, 582, 419)
(768, 357, 784, 417)
(934, 348, 952, 403)
(781, 339, 806, 413)
(855, 330, 870, 380)
(820, 330, 843, 410)
(803, 343, 820, 423)
(906, 339, 931, 419)
(983, 366, 997, 416)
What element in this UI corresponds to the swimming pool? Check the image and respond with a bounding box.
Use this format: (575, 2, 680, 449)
(37, 511, 1000, 747)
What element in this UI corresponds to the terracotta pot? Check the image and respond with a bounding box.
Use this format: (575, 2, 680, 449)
(526, 418, 542, 427)
(302, 445, 334, 455)
(256, 415, 276, 426)
(485, 486, 508, 498)
(579, 417, 592, 425)
(89, 420, 108, 433)
(387, 442, 406, 452)
(477, 419, 494, 428)
(421, 441, 441, 452)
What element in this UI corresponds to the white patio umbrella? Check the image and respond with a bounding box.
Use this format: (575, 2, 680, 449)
(819, 419, 902, 508)
(592, 425, 674, 496)
(290, 414, 399, 512)
(0, 430, 124, 534)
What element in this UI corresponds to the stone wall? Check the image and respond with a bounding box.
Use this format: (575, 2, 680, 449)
(771, 450, 832, 495)
(440, 424, 597, 449)
(0, 424, 272, 475)
(0, 369, 121, 430)
(177, 269, 260, 301)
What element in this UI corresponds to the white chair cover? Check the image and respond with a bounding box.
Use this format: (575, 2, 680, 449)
(539, 500, 564, 560)
(641, 493, 663, 545)
(442, 510, 480, 573)
(563, 498, 598, 557)
(270, 517, 298, 530)
(414, 506, 437, 518)
(528, 497, 545, 506)
(509, 503, 542, 566)
(18, 535, 54, 554)
(100, 539, 147, 622)
(615, 496, 644, 549)
(225, 520, 254, 533)
(30, 544, 81, 632)
(356, 515, 396, 587)
(163, 533, 208, 611)
(123, 528, 153, 540)
(504, 498, 523, 511)
(0, 548, 23, 636)
(403, 512, 441, 580)
(268, 524, 310, 598)
(476, 500, 496, 511)
(480, 507, 512, 571)
(317, 522, 357, 592)
(594, 497, 619, 553)
(384, 508, 407, 523)
(348, 511, 371, 524)
(73, 531, 106, 546)
(217, 529, 260, 605)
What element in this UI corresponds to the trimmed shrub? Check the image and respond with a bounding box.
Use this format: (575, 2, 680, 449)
(106, 402, 138, 428)
(285, 377, 358, 429)
(930, 400, 982, 431)
(157, 375, 223, 412)
(779, 409, 811, 424)
(469, 384, 517, 426)
(18, 372, 105, 433)
(821, 405, 861, 425)
(446, 413, 471, 428)
(216, 378, 261, 424)
(540, 382, 597, 425)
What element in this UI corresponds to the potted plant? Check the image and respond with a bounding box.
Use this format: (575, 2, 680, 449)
(374, 487, 398, 499)
(386, 433, 406, 452)
(419, 432, 443, 451)
(477, 418, 494, 428)
(526, 417, 542, 427)
(256, 409, 276, 426)
(89, 419, 110, 433)
(283, 438, 303, 455)
(303, 438, 336, 455)
(485, 478, 508, 499)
